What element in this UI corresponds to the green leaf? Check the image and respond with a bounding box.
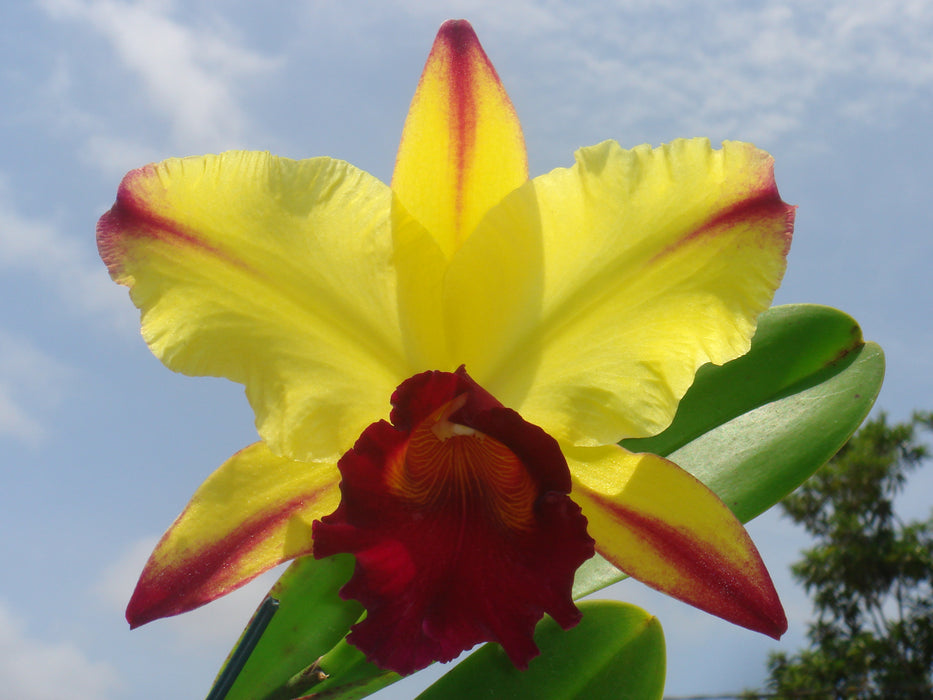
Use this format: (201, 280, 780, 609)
(573, 304, 885, 597)
(216, 554, 371, 700)
(416, 602, 665, 700)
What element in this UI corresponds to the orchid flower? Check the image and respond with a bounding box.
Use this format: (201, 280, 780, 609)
(100, 20, 794, 675)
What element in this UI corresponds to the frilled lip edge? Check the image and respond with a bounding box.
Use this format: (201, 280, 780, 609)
(312, 367, 595, 675)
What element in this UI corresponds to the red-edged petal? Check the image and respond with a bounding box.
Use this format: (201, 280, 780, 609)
(313, 368, 594, 675)
(126, 442, 340, 628)
(567, 445, 787, 639)
(392, 20, 528, 258)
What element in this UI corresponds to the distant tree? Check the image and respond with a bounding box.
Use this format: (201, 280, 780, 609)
(748, 411, 933, 700)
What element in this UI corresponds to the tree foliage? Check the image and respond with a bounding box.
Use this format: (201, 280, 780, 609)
(753, 411, 933, 699)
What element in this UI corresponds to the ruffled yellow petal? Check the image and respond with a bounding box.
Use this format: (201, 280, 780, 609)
(126, 442, 340, 627)
(449, 138, 794, 444)
(566, 444, 786, 638)
(98, 152, 412, 462)
(392, 19, 527, 258)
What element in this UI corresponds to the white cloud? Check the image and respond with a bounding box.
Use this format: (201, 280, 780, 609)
(38, 0, 281, 152)
(79, 134, 164, 184)
(0, 331, 72, 444)
(0, 179, 136, 444)
(389, 0, 933, 146)
(0, 600, 121, 700)
(0, 177, 133, 327)
(94, 535, 159, 612)
(0, 389, 45, 443)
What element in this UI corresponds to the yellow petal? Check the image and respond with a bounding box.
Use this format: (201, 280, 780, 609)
(391, 19, 528, 258)
(449, 138, 794, 444)
(391, 199, 451, 372)
(126, 442, 340, 627)
(567, 444, 786, 638)
(441, 189, 543, 391)
(98, 152, 411, 462)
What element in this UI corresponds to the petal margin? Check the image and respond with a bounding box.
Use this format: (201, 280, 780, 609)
(98, 152, 410, 462)
(392, 19, 528, 258)
(456, 138, 794, 444)
(566, 444, 787, 639)
(126, 442, 340, 628)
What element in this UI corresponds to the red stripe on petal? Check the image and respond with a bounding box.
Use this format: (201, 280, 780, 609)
(97, 165, 247, 280)
(652, 190, 795, 265)
(313, 369, 594, 674)
(700, 191, 795, 256)
(436, 20, 482, 220)
(126, 488, 324, 628)
(431, 20, 515, 231)
(589, 490, 787, 639)
(391, 21, 527, 256)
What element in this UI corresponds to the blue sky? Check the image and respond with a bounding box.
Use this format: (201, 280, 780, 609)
(2, 1, 931, 698)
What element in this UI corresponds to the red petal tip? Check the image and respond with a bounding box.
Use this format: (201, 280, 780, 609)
(437, 19, 478, 43)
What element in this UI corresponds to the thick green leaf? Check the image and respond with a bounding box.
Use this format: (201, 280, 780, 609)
(573, 304, 885, 597)
(624, 304, 878, 462)
(216, 554, 368, 700)
(416, 601, 664, 700)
